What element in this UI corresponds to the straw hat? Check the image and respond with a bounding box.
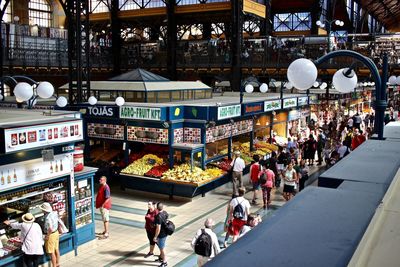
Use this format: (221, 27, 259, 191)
(234, 150, 241, 156)
(39, 202, 53, 213)
(22, 213, 35, 223)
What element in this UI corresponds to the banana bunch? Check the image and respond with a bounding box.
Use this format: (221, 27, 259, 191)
(204, 167, 224, 178)
(161, 164, 211, 183)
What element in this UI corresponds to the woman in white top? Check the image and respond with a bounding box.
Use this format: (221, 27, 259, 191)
(283, 163, 297, 201)
(4, 213, 44, 267)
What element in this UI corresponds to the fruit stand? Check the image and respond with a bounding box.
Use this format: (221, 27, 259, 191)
(67, 93, 312, 198)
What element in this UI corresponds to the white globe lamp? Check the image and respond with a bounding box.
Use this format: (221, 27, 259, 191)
(56, 96, 68, 107)
(316, 20, 322, 26)
(285, 82, 293, 90)
(332, 68, 358, 93)
(14, 82, 33, 102)
(245, 84, 254, 93)
(115, 96, 125, 106)
(287, 58, 318, 90)
(320, 82, 327, 89)
(313, 81, 319, 88)
(396, 76, 400, 85)
(16, 97, 23, 103)
(88, 96, 97, 105)
(259, 83, 268, 93)
(388, 75, 397, 85)
(0, 94, 3, 101)
(36, 81, 54, 99)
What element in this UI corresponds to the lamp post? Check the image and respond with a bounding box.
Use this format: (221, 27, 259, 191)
(316, 19, 344, 52)
(0, 75, 68, 108)
(287, 50, 387, 140)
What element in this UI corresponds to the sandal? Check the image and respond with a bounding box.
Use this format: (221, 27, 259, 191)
(144, 252, 154, 258)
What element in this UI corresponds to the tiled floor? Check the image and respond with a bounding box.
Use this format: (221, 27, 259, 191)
(54, 165, 323, 267)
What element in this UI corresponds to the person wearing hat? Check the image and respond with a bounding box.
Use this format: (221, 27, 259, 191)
(40, 202, 60, 267)
(4, 213, 44, 267)
(230, 151, 245, 196)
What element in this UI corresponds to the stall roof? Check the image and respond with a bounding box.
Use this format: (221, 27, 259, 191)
(0, 109, 81, 127)
(109, 68, 169, 82)
(59, 81, 211, 92)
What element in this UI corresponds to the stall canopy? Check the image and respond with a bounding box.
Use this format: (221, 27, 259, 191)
(109, 68, 169, 82)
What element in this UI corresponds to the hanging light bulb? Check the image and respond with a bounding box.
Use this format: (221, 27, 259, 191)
(256, 119, 261, 126)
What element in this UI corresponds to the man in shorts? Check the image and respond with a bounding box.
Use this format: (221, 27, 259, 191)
(154, 203, 169, 267)
(95, 176, 112, 238)
(40, 202, 60, 267)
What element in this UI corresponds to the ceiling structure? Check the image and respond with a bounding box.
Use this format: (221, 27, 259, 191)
(357, 0, 400, 31)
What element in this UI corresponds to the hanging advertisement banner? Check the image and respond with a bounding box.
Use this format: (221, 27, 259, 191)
(120, 106, 162, 121)
(217, 104, 241, 120)
(3, 120, 83, 154)
(0, 153, 73, 193)
(264, 99, 281, 112)
(283, 98, 298, 109)
(297, 96, 309, 106)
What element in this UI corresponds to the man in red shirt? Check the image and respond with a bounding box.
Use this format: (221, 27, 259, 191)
(351, 129, 366, 151)
(96, 176, 111, 239)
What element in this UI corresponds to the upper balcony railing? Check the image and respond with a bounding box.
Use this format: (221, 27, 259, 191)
(2, 31, 399, 72)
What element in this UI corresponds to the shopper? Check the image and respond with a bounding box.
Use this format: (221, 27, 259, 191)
(298, 159, 309, 191)
(40, 202, 60, 267)
(317, 134, 325, 165)
(154, 202, 169, 267)
(223, 196, 235, 248)
(304, 134, 317, 166)
(95, 176, 112, 239)
(354, 113, 362, 129)
(230, 151, 245, 196)
(338, 142, 351, 159)
(144, 201, 159, 258)
(259, 162, 275, 210)
(3, 213, 44, 267)
(229, 187, 250, 243)
(239, 213, 261, 237)
(282, 163, 297, 201)
(268, 151, 280, 188)
(191, 218, 220, 267)
(249, 154, 262, 205)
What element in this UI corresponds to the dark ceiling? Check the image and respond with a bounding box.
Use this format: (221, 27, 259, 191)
(358, 0, 400, 31)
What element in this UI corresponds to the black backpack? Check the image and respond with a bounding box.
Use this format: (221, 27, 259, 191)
(194, 229, 212, 257)
(259, 172, 267, 185)
(233, 200, 245, 219)
(164, 220, 175, 235)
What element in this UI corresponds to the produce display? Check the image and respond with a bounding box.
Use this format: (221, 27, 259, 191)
(145, 164, 169, 178)
(204, 167, 225, 179)
(161, 164, 210, 183)
(232, 141, 279, 164)
(215, 158, 232, 171)
(121, 154, 164, 176)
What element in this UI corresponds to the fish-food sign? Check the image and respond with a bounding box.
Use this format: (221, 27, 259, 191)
(120, 106, 162, 121)
(217, 104, 241, 120)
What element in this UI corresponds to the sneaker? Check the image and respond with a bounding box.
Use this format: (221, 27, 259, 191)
(159, 262, 168, 267)
(144, 252, 153, 258)
(155, 257, 162, 262)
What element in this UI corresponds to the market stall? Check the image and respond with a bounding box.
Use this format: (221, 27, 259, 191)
(0, 110, 96, 267)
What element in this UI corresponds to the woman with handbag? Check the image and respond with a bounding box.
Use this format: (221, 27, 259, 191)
(259, 162, 275, 210)
(4, 213, 44, 267)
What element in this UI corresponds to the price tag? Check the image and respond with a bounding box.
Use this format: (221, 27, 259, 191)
(78, 179, 87, 189)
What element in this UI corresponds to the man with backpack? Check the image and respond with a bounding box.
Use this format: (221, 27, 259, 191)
(191, 218, 220, 267)
(153, 203, 173, 267)
(229, 187, 250, 243)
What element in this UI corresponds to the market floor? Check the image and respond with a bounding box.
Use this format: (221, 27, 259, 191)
(55, 165, 324, 267)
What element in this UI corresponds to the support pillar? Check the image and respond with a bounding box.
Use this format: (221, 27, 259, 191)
(231, 0, 242, 95)
(203, 23, 212, 39)
(111, 0, 121, 75)
(0, 0, 11, 101)
(66, 0, 91, 104)
(310, 0, 319, 35)
(166, 0, 177, 80)
(260, 0, 271, 36)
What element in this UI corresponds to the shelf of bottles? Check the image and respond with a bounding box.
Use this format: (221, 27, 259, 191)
(0, 169, 18, 187)
(74, 179, 93, 229)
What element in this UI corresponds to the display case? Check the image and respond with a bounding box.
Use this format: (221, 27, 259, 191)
(74, 179, 92, 229)
(206, 139, 229, 159)
(0, 180, 69, 262)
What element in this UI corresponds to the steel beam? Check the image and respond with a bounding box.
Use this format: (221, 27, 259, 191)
(167, 0, 177, 80)
(111, 0, 122, 75)
(231, 0, 242, 97)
